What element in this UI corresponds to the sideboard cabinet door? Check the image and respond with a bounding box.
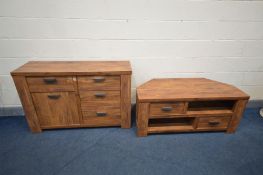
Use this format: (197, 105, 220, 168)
(31, 92, 80, 128)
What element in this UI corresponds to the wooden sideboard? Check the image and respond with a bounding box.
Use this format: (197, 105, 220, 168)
(11, 61, 132, 132)
(136, 78, 250, 137)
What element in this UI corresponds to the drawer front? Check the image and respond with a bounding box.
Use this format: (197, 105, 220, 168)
(150, 102, 186, 116)
(79, 91, 120, 106)
(80, 99, 120, 107)
(78, 76, 120, 90)
(81, 105, 120, 119)
(27, 76, 74, 92)
(197, 116, 231, 130)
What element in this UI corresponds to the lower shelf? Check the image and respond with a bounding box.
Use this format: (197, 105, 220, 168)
(148, 118, 195, 133)
(148, 125, 194, 133)
(148, 126, 227, 134)
(147, 116, 229, 134)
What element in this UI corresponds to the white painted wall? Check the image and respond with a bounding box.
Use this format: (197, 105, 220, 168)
(0, 0, 263, 107)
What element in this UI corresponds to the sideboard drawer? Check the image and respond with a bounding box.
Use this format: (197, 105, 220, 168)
(150, 102, 186, 116)
(197, 116, 231, 130)
(78, 76, 120, 90)
(82, 106, 120, 119)
(81, 99, 120, 108)
(27, 76, 74, 92)
(79, 91, 120, 106)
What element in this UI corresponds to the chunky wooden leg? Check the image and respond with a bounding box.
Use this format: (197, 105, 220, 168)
(121, 75, 131, 128)
(12, 76, 42, 133)
(137, 102, 149, 137)
(227, 100, 248, 133)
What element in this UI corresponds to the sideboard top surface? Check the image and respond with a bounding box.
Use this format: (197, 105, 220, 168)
(137, 78, 250, 102)
(11, 61, 132, 76)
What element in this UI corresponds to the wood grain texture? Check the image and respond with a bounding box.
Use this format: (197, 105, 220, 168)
(32, 92, 80, 127)
(11, 61, 132, 76)
(150, 102, 186, 116)
(186, 109, 233, 116)
(196, 116, 231, 130)
(78, 76, 120, 91)
(79, 91, 120, 106)
(121, 75, 131, 128)
(149, 110, 233, 119)
(41, 116, 121, 128)
(11, 61, 132, 132)
(136, 78, 249, 137)
(137, 78, 249, 102)
(193, 118, 199, 129)
(12, 76, 42, 132)
(27, 76, 75, 92)
(148, 125, 194, 133)
(80, 90, 121, 119)
(72, 76, 84, 125)
(136, 103, 149, 137)
(148, 126, 226, 134)
(81, 105, 120, 119)
(227, 100, 248, 133)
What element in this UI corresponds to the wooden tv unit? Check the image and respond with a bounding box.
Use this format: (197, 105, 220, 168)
(136, 78, 249, 137)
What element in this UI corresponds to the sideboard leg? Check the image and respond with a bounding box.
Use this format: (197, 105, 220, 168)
(227, 100, 248, 133)
(121, 75, 131, 128)
(12, 76, 42, 133)
(137, 102, 149, 137)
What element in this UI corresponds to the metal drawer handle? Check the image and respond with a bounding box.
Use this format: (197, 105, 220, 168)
(94, 92, 106, 97)
(47, 94, 61, 100)
(43, 77, 57, 84)
(93, 77, 105, 83)
(208, 121, 220, 126)
(96, 112, 107, 117)
(162, 106, 173, 112)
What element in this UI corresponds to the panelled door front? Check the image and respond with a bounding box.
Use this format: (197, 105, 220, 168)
(32, 92, 80, 127)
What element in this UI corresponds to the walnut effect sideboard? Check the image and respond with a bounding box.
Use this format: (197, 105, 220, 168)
(11, 61, 132, 133)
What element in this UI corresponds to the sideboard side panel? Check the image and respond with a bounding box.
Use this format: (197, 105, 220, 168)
(120, 74, 131, 128)
(12, 76, 42, 132)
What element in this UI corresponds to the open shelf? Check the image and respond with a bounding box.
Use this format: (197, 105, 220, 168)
(187, 100, 235, 115)
(148, 118, 195, 133)
(188, 100, 235, 111)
